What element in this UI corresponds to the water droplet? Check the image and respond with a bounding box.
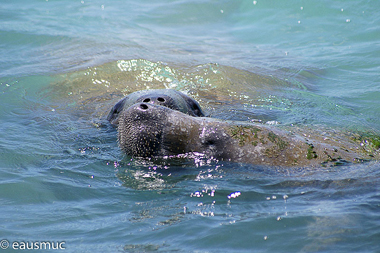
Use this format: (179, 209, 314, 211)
(228, 191, 241, 199)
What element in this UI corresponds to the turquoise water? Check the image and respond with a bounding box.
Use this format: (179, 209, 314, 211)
(1, 0, 379, 252)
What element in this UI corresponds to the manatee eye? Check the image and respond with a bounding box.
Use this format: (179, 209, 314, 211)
(157, 97, 165, 102)
(191, 103, 204, 117)
(143, 98, 151, 103)
(140, 104, 149, 110)
(205, 139, 216, 145)
(107, 98, 126, 122)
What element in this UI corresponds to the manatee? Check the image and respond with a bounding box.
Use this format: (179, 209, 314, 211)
(115, 102, 379, 167)
(107, 89, 204, 126)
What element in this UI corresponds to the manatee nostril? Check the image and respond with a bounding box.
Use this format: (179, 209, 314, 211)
(139, 104, 149, 110)
(143, 98, 151, 103)
(157, 97, 165, 102)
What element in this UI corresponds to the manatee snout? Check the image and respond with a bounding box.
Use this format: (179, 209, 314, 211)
(117, 103, 167, 157)
(118, 102, 206, 157)
(117, 102, 233, 159)
(138, 94, 175, 108)
(138, 103, 149, 110)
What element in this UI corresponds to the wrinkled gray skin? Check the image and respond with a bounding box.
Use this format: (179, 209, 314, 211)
(107, 89, 204, 126)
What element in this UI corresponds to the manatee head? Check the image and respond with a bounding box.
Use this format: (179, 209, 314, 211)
(117, 102, 232, 159)
(107, 89, 204, 126)
(117, 103, 184, 157)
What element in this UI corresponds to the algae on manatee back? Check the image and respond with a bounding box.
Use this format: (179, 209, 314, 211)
(351, 132, 380, 155)
(306, 143, 318, 160)
(230, 125, 262, 146)
(267, 132, 288, 150)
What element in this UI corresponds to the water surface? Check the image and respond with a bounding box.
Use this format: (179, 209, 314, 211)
(1, 0, 379, 252)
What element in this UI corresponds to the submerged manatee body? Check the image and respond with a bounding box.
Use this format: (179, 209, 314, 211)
(109, 89, 379, 167)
